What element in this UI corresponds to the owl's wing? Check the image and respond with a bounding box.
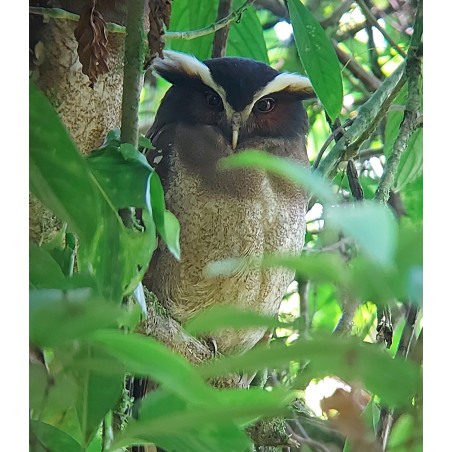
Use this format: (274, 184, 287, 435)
(143, 118, 177, 193)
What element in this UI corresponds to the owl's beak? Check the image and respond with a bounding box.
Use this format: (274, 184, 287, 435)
(231, 112, 242, 150)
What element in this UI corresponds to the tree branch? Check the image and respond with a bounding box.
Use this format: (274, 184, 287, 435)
(333, 41, 382, 92)
(212, 0, 233, 58)
(316, 61, 406, 178)
(375, 2, 423, 202)
(30, 1, 256, 42)
(29, 7, 126, 33)
(355, 0, 407, 57)
(120, 0, 146, 147)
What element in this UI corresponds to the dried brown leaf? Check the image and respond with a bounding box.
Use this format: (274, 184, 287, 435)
(148, 0, 172, 62)
(74, 2, 110, 84)
(321, 387, 380, 452)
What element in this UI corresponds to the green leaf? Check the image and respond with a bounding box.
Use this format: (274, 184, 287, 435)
(124, 390, 251, 452)
(184, 305, 283, 335)
(74, 347, 124, 446)
(161, 210, 181, 260)
(263, 253, 351, 287)
(228, 1, 269, 63)
(29, 82, 101, 244)
(138, 133, 153, 149)
(199, 335, 421, 407)
(30, 364, 78, 416)
(219, 150, 337, 204)
(394, 128, 423, 192)
(30, 289, 123, 348)
(167, 0, 218, 60)
(325, 201, 398, 267)
(87, 145, 152, 211)
(150, 171, 181, 260)
(384, 110, 404, 157)
(112, 387, 291, 450)
(30, 243, 68, 289)
(30, 421, 83, 452)
(387, 414, 422, 452)
(287, 0, 343, 120)
(86, 330, 215, 403)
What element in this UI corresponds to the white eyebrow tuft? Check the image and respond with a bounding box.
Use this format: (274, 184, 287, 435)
(254, 73, 314, 100)
(153, 50, 234, 117)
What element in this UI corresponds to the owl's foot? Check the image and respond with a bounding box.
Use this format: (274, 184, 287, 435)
(200, 336, 218, 356)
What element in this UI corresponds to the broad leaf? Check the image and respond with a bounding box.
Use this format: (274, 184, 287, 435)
(29, 82, 101, 244)
(74, 347, 124, 446)
(112, 387, 292, 450)
(167, 0, 218, 60)
(29, 243, 68, 289)
(30, 289, 122, 348)
(287, 0, 343, 120)
(326, 201, 398, 267)
(30, 421, 83, 452)
(394, 128, 423, 192)
(184, 305, 283, 335)
(86, 330, 215, 403)
(219, 150, 337, 204)
(199, 335, 421, 407)
(228, 1, 269, 63)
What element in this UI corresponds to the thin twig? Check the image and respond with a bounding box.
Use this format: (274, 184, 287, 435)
(212, 0, 233, 58)
(30, 1, 256, 42)
(312, 119, 353, 170)
(333, 41, 382, 92)
(377, 303, 419, 449)
(297, 279, 310, 335)
(286, 423, 332, 452)
(375, 1, 422, 202)
(29, 7, 126, 33)
(355, 0, 407, 57)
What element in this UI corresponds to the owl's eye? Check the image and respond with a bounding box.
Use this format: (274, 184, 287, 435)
(255, 97, 276, 113)
(204, 92, 223, 110)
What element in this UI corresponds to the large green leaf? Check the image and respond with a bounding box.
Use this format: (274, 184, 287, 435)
(287, 0, 343, 121)
(29, 82, 101, 244)
(29, 243, 68, 289)
(227, 0, 269, 63)
(326, 201, 398, 267)
(167, 0, 218, 60)
(30, 421, 83, 452)
(394, 128, 423, 192)
(199, 335, 421, 407)
(87, 143, 153, 211)
(219, 150, 337, 204)
(117, 390, 251, 452)
(86, 330, 215, 403)
(184, 305, 283, 335)
(30, 289, 123, 348)
(74, 347, 124, 446)
(112, 387, 292, 450)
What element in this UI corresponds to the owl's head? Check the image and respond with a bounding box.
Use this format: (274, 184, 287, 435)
(150, 51, 314, 152)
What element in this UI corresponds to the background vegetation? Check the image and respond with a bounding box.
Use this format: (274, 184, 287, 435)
(29, 0, 423, 451)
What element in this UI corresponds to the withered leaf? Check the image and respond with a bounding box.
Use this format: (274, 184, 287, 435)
(74, 2, 110, 85)
(148, 0, 172, 62)
(321, 387, 380, 452)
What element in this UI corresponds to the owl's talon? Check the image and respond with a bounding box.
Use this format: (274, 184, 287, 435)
(201, 337, 218, 356)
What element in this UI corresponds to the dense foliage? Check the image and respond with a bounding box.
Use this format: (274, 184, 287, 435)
(30, 1, 423, 451)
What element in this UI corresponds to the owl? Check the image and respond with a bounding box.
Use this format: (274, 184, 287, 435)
(143, 50, 314, 356)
